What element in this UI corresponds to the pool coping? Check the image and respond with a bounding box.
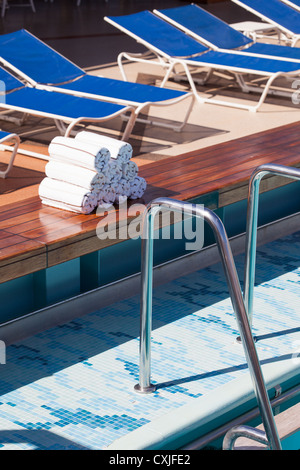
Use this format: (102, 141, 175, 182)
(106, 358, 300, 450)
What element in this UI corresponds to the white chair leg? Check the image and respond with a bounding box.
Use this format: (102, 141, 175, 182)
(77, 0, 80, 6)
(2, 0, 35, 15)
(2, 0, 7, 18)
(0, 133, 20, 179)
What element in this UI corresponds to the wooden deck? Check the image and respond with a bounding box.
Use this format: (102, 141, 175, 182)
(0, 120, 300, 284)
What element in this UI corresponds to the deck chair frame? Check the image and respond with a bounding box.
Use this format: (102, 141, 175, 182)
(232, 0, 300, 47)
(0, 30, 195, 136)
(105, 13, 300, 113)
(0, 131, 20, 178)
(0, 92, 136, 142)
(32, 81, 194, 136)
(0, 67, 139, 161)
(281, 0, 300, 12)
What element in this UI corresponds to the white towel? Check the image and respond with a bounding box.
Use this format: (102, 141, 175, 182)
(110, 178, 131, 204)
(105, 159, 123, 184)
(97, 183, 116, 205)
(45, 161, 107, 191)
(112, 178, 131, 198)
(75, 131, 133, 163)
(41, 197, 96, 215)
(129, 176, 147, 199)
(39, 177, 98, 214)
(96, 201, 114, 212)
(122, 161, 138, 182)
(48, 136, 110, 172)
(115, 194, 128, 205)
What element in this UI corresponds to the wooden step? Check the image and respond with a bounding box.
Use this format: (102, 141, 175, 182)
(234, 402, 300, 450)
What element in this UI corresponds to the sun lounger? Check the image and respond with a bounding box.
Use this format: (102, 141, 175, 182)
(281, 0, 300, 12)
(155, 4, 300, 61)
(2, 0, 35, 18)
(0, 65, 137, 145)
(104, 10, 300, 112)
(0, 131, 20, 178)
(232, 0, 300, 46)
(230, 21, 282, 43)
(0, 30, 194, 134)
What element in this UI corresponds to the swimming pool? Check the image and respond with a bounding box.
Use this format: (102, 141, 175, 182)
(0, 229, 298, 450)
(282, 429, 300, 450)
(185, 385, 300, 450)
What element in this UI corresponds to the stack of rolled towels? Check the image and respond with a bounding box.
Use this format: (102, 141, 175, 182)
(39, 131, 147, 214)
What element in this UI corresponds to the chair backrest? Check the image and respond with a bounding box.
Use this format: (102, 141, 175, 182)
(105, 10, 208, 59)
(232, 0, 300, 34)
(0, 29, 84, 85)
(283, 0, 300, 10)
(0, 66, 24, 92)
(155, 4, 252, 50)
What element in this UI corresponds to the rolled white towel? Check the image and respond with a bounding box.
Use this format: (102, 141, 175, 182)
(115, 194, 128, 205)
(105, 159, 122, 184)
(96, 201, 114, 212)
(129, 176, 147, 200)
(112, 178, 131, 198)
(122, 160, 138, 182)
(75, 131, 132, 163)
(110, 178, 131, 204)
(48, 136, 110, 172)
(41, 197, 96, 215)
(45, 161, 107, 191)
(39, 177, 98, 214)
(97, 183, 116, 205)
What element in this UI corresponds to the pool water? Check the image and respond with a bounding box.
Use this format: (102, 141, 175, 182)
(282, 431, 300, 450)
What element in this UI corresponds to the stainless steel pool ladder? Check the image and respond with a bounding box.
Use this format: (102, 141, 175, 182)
(222, 163, 300, 450)
(244, 163, 300, 329)
(223, 425, 269, 450)
(135, 196, 281, 450)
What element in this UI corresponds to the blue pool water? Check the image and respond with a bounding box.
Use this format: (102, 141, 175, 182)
(0, 231, 298, 449)
(282, 430, 300, 450)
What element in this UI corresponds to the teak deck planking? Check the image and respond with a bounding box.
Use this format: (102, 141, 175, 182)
(0, 121, 300, 283)
(234, 402, 300, 450)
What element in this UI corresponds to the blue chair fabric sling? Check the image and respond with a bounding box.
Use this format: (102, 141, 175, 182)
(0, 65, 136, 141)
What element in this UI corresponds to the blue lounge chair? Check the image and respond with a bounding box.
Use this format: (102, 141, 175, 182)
(232, 0, 300, 46)
(0, 131, 20, 178)
(0, 65, 137, 142)
(104, 10, 300, 112)
(282, 0, 300, 12)
(0, 30, 194, 134)
(155, 4, 300, 62)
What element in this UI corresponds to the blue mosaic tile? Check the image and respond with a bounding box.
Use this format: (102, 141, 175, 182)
(0, 231, 298, 448)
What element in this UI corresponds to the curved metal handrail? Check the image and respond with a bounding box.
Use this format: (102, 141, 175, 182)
(223, 425, 269, 450)
(244, 164, 300, 328)
(135, 197, 281, 450)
